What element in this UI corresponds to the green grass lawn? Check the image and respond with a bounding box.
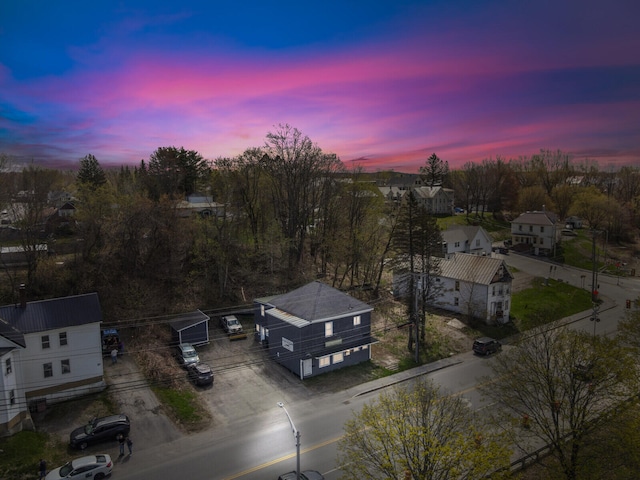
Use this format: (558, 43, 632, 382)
(510, 278, 593, 326)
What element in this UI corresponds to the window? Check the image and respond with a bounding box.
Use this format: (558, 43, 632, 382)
(41, 335, 50, 349)
(325, 321, 333, 337)
(455, 281, 460, 291)
(529, 225, 533, 232)
(454, 297, 459, 306)
(43, 363, 53, 378)
(505, 300, 509, 309)
(540, 238, 544, 245)
(61, 359, 70, 374)
(454, 241, 460, 248)
(353, 315, 361, 326)
(541, 226, 545, 233)
(518, 225, 523, 231)
(9, 390, 15, 405)
(5, 358, 11, 375)
(319, 356, 330, 368)
(59, 331, 67, 346)
(492, 285, 496, 295)
(332, 352, 344, 364)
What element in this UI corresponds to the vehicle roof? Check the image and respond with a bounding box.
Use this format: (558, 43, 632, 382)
(193, 363, 211, 373)
(71, 455, 101, 467)
(474, 337, 497, 343)
(95, 414, 129, 426)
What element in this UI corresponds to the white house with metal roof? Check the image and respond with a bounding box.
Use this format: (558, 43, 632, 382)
(0, 290, 105, 436)
(432, 253, 513, 324)
(394, 253, 512, 324)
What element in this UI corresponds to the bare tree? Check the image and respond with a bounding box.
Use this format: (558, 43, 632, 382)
(480, 327, 637, 480)
(261, 124, 343, 268)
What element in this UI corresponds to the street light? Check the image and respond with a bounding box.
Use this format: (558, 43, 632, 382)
(277, 401, 301, 480)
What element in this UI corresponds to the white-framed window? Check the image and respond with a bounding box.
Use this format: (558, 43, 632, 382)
(61, 359, 71, 374)
(43, 363, 53, 378)
(41, 335, 50, 349)
(325, 321, 333, 337)
(319, 356, 330, 368)
(541, 226, 545, 233)
(455, 281, 460, 291)
(518, 225, 523, 231)
(5, 358, 11, 375)
(353, 315, 361, 326)
(492, 285, 496, 295)
(9, 389, 15, 405)
(333, 352, 344, 364)
(59, 331, 68, 346)
(454, 241, 460, 248)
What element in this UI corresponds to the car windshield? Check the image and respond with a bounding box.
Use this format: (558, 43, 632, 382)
(184, 349, 197, 358)
(228, 318, 240, 326)
(59, 462, 74, 476)
(84, 423, 94, 434)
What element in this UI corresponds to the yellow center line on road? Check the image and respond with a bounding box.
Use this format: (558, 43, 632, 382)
(222, 436, 342, 480)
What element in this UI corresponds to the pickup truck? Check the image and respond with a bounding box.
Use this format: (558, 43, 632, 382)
(220, 315, 247, 340)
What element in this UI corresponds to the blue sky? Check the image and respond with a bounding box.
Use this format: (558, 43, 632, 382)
(1, 0, 639, 171)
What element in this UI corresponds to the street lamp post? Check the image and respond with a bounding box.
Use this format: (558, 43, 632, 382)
(277, 402, 301, 480)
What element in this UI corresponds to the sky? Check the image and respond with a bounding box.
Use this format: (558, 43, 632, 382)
(1, 0, 639, 172)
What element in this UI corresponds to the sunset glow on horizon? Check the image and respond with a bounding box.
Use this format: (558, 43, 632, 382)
(1, 1, 639, 172)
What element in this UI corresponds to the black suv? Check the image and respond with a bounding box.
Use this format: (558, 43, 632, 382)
(187, 363, 214, 386)
(472, 337, 502, 356)
(70, 414, 130, 450)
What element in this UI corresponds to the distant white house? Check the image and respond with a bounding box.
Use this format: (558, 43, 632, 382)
(511, 210, 559, 256)
(0, 290, 105, 436)
(441, 225, 492, 258)
(411, 186, 454, 215)
(393, 253, 512, 324)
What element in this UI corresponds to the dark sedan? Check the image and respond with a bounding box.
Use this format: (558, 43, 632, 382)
(69, 414, 130, 450)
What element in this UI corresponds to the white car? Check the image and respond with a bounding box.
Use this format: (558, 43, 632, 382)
(46, 454, 112, 480)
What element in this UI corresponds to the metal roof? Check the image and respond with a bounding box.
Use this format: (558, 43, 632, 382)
(266, 281, 372, 323)
(438, 253, 512, 285)
(168, 310, 209, 332)
(0, 292, 102, 335)
(0, 316, 25, 347)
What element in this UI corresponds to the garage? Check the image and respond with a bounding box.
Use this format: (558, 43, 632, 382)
(169, 310, 210, 346)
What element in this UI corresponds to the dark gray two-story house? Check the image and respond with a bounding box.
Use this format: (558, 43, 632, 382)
(254, 281, 376, 379)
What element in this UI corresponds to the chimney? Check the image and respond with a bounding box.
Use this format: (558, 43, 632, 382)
(19, 284, 26, 308)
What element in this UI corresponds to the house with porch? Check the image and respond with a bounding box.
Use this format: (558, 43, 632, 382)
(0, 290, 105, 436)
(393, 253, 512, 324)
(254, 281, 377, 379)
(511, 210, 559, 256)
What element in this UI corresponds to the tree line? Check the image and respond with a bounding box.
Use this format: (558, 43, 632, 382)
(0, 131, 639, 324)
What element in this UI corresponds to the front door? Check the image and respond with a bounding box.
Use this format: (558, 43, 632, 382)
(302, 358, 312, 378)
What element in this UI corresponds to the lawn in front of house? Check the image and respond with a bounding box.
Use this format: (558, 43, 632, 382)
(510, 277, 593, 327)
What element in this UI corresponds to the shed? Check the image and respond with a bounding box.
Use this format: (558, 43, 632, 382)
(169, 310, 210, 346)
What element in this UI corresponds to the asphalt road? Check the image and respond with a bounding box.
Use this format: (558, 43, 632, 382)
(106, 252, 640, 479)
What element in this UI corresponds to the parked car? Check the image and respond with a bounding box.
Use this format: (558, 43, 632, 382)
(46, 454, 113, 480)
(69, 414, 130, 450)
(220, 315, 247, 339)
(175, 342, 200, 368)
(278, 471, 325, 480)
(187, 362, 214, 386)
(472, 337, 502, 356)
